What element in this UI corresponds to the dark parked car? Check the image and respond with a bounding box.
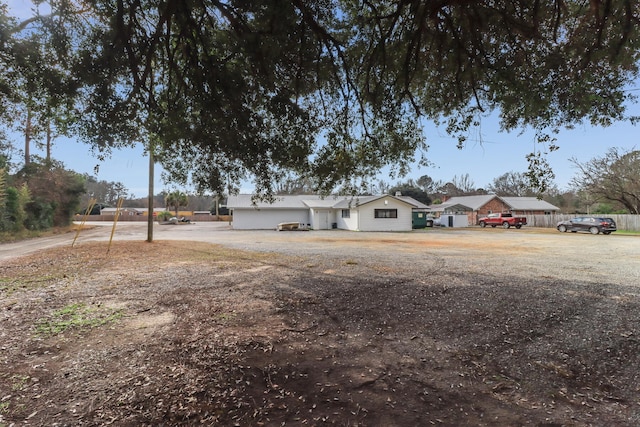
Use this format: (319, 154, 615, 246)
(557, 217, 617, 235)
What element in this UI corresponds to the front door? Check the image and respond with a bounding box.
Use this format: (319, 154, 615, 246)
(318, 210, 330, 229)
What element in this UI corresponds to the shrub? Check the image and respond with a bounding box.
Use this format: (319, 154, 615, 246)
(156, 211, 173, 221)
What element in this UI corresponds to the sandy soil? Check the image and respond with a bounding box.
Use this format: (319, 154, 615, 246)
(1, 226, 639, 426)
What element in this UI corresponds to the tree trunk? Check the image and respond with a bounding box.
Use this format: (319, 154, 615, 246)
(46, 119, 52, 162)
(24, 107, 32, 165)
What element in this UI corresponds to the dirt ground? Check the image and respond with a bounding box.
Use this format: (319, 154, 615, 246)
(1, 230, 640, 426)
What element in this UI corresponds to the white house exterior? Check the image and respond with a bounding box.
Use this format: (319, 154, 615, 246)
(303, 198, 339, 230)
(332, 196, 417, 232)
(227, 194, 424, 231)
(229, 196, 313, 230)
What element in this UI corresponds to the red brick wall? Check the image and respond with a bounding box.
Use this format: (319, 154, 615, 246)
(472, 199, 511, 224)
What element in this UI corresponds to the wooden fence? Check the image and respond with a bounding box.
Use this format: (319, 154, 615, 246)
(526, 214, 640, 231)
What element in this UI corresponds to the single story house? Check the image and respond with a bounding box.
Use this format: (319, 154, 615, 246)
(428, 195, 559, 226)
(227, 194, 428, 231)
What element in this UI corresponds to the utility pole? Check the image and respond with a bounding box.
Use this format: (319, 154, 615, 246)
(147, 144, 154, 242)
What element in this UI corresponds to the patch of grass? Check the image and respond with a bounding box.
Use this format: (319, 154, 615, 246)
(11, 375, 29, 391)
(614, 230, 640, 235)
(1, 275, 59, 295)
(0, 226, 75, 244)
(344, 259, 358, 265)
(217, 312, 237, 322)
(34, 303, 124, 337)
(0, 400, 9, 414)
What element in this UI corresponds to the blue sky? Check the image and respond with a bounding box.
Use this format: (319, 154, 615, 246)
(415, 107, 639, 192)
(7, 0, 640, 197)
(26, 103, 637, 198)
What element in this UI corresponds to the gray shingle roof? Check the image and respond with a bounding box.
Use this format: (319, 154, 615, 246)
(501, 197, 559, 211)
(432, 195, 498, 211)
(427, 195, 559, 212)
(397, 196, 429, 209)
(227, 194, 321, 209)
(427, 203, 473, 213)
(228, 194, 425, 209)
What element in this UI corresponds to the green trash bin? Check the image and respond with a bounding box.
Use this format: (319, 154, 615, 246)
(412, 211, 428, 229)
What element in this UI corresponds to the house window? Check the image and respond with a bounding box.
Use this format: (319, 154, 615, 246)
(374, 209, 397, 219)
(341, 209, 350, 218)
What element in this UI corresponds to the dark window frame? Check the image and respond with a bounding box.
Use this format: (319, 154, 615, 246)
(374, 209, 398, 219)
(341, 209, 350, 218)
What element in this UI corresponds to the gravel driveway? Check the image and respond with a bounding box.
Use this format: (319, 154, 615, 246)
(2, 222, 640, 426)
(3, 222, 638, 286)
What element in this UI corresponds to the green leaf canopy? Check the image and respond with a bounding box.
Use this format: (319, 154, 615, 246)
(5, 1, 640, 196)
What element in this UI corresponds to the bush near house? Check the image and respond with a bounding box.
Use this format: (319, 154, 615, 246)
(156, 211, 173, 222)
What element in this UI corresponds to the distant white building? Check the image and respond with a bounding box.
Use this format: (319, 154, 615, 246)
(99, 207, 166, 216)
(99, 207, 143, 216)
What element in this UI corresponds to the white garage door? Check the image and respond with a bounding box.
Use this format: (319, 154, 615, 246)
(232, 209, 310, 230)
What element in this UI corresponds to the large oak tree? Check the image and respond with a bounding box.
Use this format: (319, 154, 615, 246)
(3, 1, 640, 197)
(487, 171, 537, 197)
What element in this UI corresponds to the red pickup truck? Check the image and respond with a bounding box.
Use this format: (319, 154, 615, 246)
(478, 213, 527, 229)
